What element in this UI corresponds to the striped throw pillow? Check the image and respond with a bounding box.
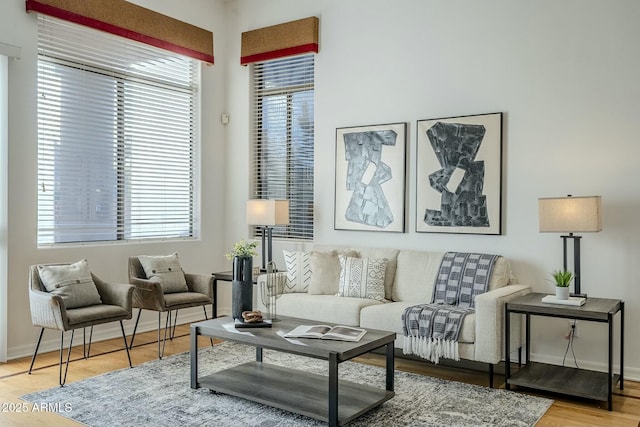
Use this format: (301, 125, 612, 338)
(283, 250, 312, 293)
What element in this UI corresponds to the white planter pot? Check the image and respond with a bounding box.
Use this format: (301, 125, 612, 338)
(555, 286, 570, 300)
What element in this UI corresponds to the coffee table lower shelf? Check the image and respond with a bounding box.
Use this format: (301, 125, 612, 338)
(198, 361, 394, 426)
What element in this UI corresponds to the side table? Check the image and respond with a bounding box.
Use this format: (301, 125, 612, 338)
(211, 271, 258, 318)
(505, 292, 624, 410)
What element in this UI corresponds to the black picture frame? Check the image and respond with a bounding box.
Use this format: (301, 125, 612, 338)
(334, 122, 407, 233)
(416, 113, 503, 235)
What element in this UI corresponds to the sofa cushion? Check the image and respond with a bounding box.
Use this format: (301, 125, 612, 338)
(138, 253, 188, 294)
(359, 301, 475, 343)
(486, 256, 512, 291)
(308, 251, 340, 295)
(353, 247, 399, 301)
(392, 250, 444, 302)
(338, 256, 386, 301)
(38, 259, 103, 309)
(282, 250, 311, 293)
(308, 250, 357, 295)
(277, 293, 383, 327)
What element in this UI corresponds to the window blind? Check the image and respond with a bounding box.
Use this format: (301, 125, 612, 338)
(37, 16, 199, 245)
(26, 0, 214, 64)
(251, 54, 314, 241)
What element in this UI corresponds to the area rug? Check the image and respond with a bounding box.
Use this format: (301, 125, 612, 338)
(22, 342, 552, 427)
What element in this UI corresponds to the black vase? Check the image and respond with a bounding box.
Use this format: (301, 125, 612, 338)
(231, 256, 253, 320)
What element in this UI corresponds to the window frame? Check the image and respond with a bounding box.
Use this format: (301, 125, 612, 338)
(36, 16, 200, 246)
(250, 54, 315, 242)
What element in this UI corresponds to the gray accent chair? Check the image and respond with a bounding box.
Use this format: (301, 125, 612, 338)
(28, 264, 134, 386)
(127, 256, 213, 359)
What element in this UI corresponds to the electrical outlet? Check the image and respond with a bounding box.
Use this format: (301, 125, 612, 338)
(568, 320, 578, 338)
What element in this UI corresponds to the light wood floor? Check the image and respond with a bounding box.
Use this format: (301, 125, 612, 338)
(0, 324, 638, 427)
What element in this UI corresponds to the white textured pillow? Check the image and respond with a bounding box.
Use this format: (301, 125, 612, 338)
(283, 250, 311, 293)
(38, 259, 102, 309)
(138, 253, 188, 294)
(338, 256, 387, 301)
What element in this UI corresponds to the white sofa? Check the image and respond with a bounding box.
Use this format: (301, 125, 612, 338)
(257, 245, 530, 385)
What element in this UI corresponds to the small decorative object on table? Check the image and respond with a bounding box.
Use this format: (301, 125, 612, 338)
(226, 240, 258, 320)
(234, 310, 272, 328)
(541, 269, 585, 306)
(260, 261, 284, 321)
(552, 269, 573, 300)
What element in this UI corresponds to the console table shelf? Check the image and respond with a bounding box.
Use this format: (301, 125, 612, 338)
(505, 293, 624, 410)
(508, 362, 620, 402)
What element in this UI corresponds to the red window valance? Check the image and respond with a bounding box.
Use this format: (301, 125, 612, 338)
(241, 16, 319, 65)
(26, 0, 214, 64)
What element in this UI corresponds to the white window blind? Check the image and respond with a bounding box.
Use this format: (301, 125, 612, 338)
(36, 16, 199, 245)
(251, 54, 314, 240)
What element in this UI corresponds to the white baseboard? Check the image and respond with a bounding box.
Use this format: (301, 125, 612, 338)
(530, 351, 640, 382)
(8, 306, 215, 361)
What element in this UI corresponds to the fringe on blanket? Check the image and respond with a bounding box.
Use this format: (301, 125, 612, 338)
(403, 336, 460, 364)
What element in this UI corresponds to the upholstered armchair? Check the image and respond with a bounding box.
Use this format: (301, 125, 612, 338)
(28, 260, 134, 386)
(128, 254, 213, 359)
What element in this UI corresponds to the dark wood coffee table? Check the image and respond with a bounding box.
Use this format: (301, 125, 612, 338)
(190, 316, 396, 427)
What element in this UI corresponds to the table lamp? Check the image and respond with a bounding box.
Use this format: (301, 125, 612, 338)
(538, 195, 602, 298)
(246, 199, 290, 272)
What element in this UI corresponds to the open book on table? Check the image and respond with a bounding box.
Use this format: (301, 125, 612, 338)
(284, 324, 367, 342)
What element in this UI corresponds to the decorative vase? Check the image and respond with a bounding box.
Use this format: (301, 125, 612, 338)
(555, 286, 570, 300)
(260, 261, 284, 321)
(232, 256, 253, 320)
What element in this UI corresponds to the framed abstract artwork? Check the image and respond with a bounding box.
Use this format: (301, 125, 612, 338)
(416, 113, 503, 235)
(334, 122, 407, 232)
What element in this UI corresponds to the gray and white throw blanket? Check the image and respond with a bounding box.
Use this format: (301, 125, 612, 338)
(402, 252, 500, 363)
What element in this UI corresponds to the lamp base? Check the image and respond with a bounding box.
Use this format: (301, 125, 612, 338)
(571, 292, 588, 299)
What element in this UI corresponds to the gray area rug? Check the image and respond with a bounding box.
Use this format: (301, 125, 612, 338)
(22, 342, 552, 427)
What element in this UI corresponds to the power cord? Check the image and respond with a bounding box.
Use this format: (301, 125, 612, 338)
(562, 320, 579, 368)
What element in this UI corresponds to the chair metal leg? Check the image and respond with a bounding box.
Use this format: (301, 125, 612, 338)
(171, 310, 179, 340)
(157, 312, 161, 359)
(203, 306, 214, 347)
(28, 328, 45, 374)
(158, 311, 170, 359)
(488, 363, 494, 388)
(84, 326, 94, 359)
(120, 321, 132, 367)
(60, 330, 75, 387)
(129, 309, 142, 349)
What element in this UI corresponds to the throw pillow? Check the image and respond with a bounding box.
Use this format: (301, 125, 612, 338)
(138, 253, 188, 294)
(337, 256, 387, 301)
(308, 250, 358, 295)
(283, 250, 311, 293)
(38, 259, 103, 309)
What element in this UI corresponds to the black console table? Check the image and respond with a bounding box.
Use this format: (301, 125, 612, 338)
(505, 292, 624, 410)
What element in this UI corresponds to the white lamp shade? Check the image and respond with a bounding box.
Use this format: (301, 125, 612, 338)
(246, 199, 290, 226)
(538, 196, 602, 233)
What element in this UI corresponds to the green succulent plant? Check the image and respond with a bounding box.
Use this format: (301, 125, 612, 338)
(551, 270, 574, 287)
(225, 239, 258, 260)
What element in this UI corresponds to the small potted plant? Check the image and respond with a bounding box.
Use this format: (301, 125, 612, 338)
(551, 270, 574, 300)
(225, 239, 258, 261)
(226, 240, 258, 319)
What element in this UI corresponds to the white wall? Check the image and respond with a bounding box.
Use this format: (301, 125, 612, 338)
(2, 0, 639, 379)
(224, 0, 640, 378)
(0, 0, 229, 358)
